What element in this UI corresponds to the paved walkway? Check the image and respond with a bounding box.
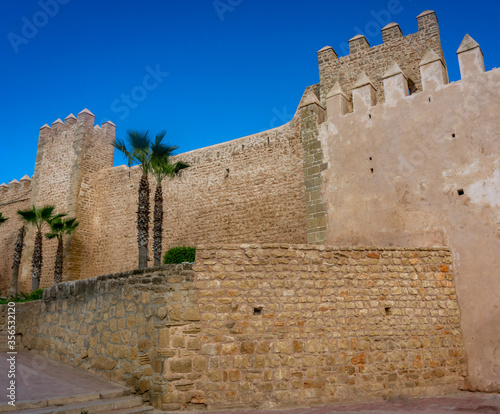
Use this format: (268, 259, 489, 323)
(0, 351, 498, 413)
(165, 394, 500, 414)
(0, 350, 129, 405)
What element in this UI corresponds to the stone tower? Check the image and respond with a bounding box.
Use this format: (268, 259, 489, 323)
(19, 109, 116, 290)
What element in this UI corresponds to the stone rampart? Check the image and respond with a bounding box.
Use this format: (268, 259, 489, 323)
(0, 177, 32, 293)
(2, 245, 466, 411)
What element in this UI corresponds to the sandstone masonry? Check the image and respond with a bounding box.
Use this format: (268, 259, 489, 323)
(3, 245, 466, 411)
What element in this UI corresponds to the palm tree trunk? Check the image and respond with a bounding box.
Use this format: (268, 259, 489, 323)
(54, 237, 64, 284)
(137, 171, 150, 269)
(153, 182, 163, 266)
(9, 226, 25, 297)
(31, 230, 43, 291)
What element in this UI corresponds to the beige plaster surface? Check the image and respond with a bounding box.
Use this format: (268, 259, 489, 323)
(321, 66, 500, 391)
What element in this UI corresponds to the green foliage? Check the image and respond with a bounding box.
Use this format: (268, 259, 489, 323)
(0, 212, 8, 225)
(0, 289, 43, 304)
(17, 205, 63, 231)
(46, 216, 79, 240)
(113, 130, 179, 175)
(163, 247, 196, 264)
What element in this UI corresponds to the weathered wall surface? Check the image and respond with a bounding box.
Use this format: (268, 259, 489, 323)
(18, 110, 116, 292)
(192, 245, 465, 410)
(5, 264, 204, 410)
(319, 53, 500, 390)
(0, 179, 31, 294)
(317, 11, 445, 107)
(3, 245, 466, 411)
(87, 119, 307, 277)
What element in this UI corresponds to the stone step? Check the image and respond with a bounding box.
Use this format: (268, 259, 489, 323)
(97, 405, 155, 414)
(4, 396, 146, 414)
(0, 389, 131, 412)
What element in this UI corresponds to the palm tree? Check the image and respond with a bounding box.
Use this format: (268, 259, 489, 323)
(113, 130, 177, 269)
(0, 212, 8, 225)
(17, 205, 62, 291)
(151, 139, 189, 266)
(9, 226, 25, 298)
(46, 217, 79, 284)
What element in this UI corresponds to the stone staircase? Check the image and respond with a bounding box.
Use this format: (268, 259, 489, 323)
(0, 328, 153, 414)
(0, 388, 154, 414)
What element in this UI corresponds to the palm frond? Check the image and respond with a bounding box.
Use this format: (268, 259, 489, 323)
(0, 213, 8, 224)
(17, 207, 37, 223)
(113, 138, 136, 167)
(64, 218, 79, 234)
(40, 206, 56, 221)
(127, 130, 151, 152)
(171, 161, 190, 175)
(154, 130, 167, 147)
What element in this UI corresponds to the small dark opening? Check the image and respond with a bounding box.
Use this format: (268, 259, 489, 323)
(253, 307, 263, 315)
(369, 157, 372, 161)
(368, 113, 372, 119)
(370, 168, 374, 174)
(267, 137, 270, 145)
(385, 307, 391, 315)
(242, 145, 245, 151)
(452, 133, 456, 138)
(225, 168, 230, 178)
(428, 97, 432, 102)
(457, 189, 464, 196)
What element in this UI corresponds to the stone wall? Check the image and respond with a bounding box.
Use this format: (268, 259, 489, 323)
(3, 244, 466, 411)
(6, 264, 205, 410)
(317, 11, 445, 107)
(319, 37, 500, 391)
(0, 179, 31, 294)
(192, 245, 465, 410)
(87, 119, 307, 278)
(17, 110, 116, 292)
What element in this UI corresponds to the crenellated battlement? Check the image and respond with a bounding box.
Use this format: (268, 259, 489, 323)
(320, 34, 487, 119)
(37, 109, 116, 146)
(0, 175, 32, 200)
(317, 10, 444, 108)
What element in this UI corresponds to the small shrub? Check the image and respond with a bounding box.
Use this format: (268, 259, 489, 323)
(163, 246, 196, 264)
(27, 289, 43, 301)
(0, 288, 43, 304)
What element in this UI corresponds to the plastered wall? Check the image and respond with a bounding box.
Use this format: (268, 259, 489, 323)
(318, 51, 500, 390)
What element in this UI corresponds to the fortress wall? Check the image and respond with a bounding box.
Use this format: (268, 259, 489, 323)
(320, 58, 500, 391)
(18, 111, 115, 291)
(192, 245, 465, 410)
(317, 11, 444, 107)
(87, 119, 307, 278)
(4, 264, 200, 410)
(0, 180, 31, 294)
(2, 245, 465, 411)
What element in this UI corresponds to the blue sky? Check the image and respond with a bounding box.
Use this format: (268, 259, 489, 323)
(0, 0, 498, 185)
